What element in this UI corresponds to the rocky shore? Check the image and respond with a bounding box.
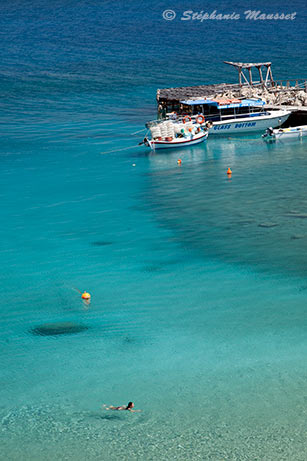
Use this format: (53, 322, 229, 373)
(213, 86, 307, 107)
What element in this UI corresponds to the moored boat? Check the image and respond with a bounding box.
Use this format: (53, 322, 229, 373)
(175, 98, 291, 135)
(141, 118, 209, 150)
(262, 125, 307, 141)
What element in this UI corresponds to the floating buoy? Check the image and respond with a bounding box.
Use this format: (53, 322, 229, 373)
(177, 159, 182, 165)
(227, 168, 232, 175)
(81, 291, 91, 300)
(132, 163, 136, 167)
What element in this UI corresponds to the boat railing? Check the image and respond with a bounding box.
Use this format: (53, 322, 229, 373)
(146, 115, 198, 127)
(149, 109, 276, 127)
(219, 111, 269, 121)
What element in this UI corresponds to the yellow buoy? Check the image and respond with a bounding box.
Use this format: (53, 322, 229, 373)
(177, 159, 182, 165)
(227, 168, 232, 175)
(81, 291, 91, 300)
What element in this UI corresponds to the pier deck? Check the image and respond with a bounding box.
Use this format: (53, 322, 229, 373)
(157, 62, 307, 126)
(157, 62, 307, 110)
(265, 105, 307, 112)
(157, 83, 242, 102)
(157, 83, 307, 103)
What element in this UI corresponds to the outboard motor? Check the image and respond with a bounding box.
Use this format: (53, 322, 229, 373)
(262, 127, 275, 141)
(138, 137, 150, 147)
(262, 127, 273, 138)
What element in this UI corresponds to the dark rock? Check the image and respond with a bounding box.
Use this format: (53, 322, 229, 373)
(30, 322, 89, 336)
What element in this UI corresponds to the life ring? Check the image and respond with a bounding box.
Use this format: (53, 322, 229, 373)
(183, 115, 191, 124)
(196, 115, 205, 124)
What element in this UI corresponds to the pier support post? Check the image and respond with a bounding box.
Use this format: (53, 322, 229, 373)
(238, 68, 242, 87)
(248, 67, 253, 86)
(257, 66, 264, 87)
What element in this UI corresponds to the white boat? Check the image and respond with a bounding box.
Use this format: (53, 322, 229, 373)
(142, 118, 209, 150)
(144, 130, 208, 149)
(262, 125, 307, 141)
(167, 98, 291, 135)
(210, 109, 291, 134)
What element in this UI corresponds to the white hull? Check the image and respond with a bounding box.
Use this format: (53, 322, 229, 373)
(147, 131, 208, 150)
(209, 110, 291, 135)
(274, 126, 307, 140)
(263, 125, 307, 141)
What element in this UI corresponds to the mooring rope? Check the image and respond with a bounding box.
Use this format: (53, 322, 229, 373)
(131, 128, 146, 135)
(100, 144, 140, 155)
(226, 137, 261, 141)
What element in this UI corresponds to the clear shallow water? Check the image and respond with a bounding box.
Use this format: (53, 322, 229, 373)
(1, 1, 307, 460)
(146, 136, 307, 277)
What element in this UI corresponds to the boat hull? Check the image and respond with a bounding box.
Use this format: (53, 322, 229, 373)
(275, 128, 307, 139)
(147, 132, 208, 150)
(209, 110, 291, 135)
(263, 125, 307, 141)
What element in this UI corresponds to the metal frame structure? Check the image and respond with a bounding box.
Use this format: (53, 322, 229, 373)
(224, 61, 274, 87)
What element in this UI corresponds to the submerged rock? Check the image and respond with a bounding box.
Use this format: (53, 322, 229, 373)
(91, 241, 113, 246)
(142, 265, 162, 272)
(285, 213, 307, 219)
(30, 322, 89, 336)
(258, 223, 279, 228)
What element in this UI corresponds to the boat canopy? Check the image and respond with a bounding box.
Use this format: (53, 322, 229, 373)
(180, 99, 216, 106)
(180, 98, 265, 109)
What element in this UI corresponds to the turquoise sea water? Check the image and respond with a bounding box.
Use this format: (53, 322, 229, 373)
(1, 1, 307, 459)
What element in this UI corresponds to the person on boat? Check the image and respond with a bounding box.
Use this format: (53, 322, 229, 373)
(158, 103, 163, 119)
(161, 103, 167, 119)
(103, 402, 141, 412)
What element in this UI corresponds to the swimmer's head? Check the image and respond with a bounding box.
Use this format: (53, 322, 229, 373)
(127, 402, 134, 409)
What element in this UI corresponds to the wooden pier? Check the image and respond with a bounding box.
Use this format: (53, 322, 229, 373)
(265, 105, 307, 112)
(157, 62, 307, 125)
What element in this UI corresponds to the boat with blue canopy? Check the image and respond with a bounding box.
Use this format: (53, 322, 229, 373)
(176, 98, 291, 135)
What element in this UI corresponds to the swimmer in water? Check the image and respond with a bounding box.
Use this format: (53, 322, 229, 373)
(102, 402, 141, 412)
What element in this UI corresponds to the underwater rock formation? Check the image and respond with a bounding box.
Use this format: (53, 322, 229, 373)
(30, 322, 88, 336)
